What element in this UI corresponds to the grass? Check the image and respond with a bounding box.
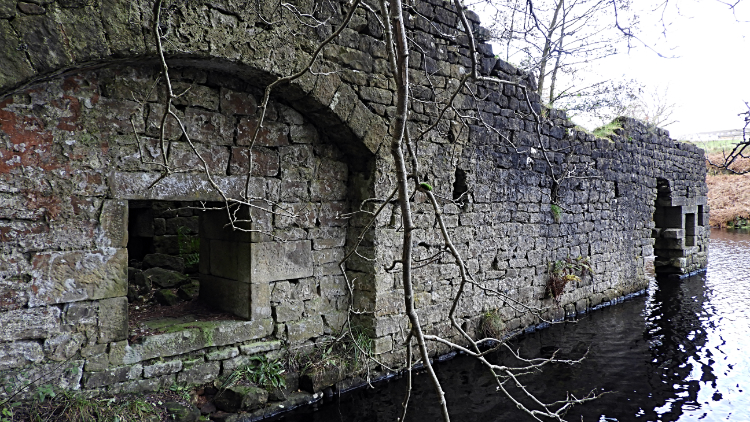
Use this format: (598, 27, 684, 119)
(293, 327, 375, 378)
(221, 356, 286, 392)
(480, 309, 506, 339)
(706, 172, 750, 227)
(592, 121, 624, 138)
(683, 138, 745, 154)
(1, 391, 164, 422)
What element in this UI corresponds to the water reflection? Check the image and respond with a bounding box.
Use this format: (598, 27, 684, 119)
(274, 230, 750, 421)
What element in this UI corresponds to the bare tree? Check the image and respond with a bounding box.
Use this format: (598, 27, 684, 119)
(707, 102, 750, 174)
(140, 0, 603, 420)
(622, 84, 678, 128)
(479, 0, 637, 110)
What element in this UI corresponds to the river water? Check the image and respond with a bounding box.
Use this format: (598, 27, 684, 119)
(274, 229, 750, 421)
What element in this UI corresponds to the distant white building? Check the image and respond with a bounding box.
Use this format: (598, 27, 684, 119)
(679, 129, 745, 142)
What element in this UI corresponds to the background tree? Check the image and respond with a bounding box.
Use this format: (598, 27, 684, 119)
(477, 0, 640, 113)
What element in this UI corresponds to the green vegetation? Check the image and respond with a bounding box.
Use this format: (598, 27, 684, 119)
(727, 217, 750, 229)
(296, 327, 374, 377)
(547, 256, 593, 303)
(221, 356, 286, 392)
(683, 138, 744, 154)
(550, 203, 562, 222)
(592, 121, 624, 138)
(1, 389, 161, 422)
(418, 182, 433, 192)
(177, 226, 200, 265)
(480, 309, 506, 339)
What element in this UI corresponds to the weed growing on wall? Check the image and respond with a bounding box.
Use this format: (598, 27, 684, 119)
(480, 310, 506, 339)
(177, 226, 200, 265)
(550, 203, 562, 222)
(547, 257, 593, 303)
(222, 356, 286, 392)
(592, 120, 624, 138)
(1, 390, 162, 422)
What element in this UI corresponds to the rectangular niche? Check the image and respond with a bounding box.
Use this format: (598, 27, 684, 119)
(199, 207, 313, 320)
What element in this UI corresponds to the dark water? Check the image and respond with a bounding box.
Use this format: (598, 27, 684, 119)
(275, 229, 750, 421)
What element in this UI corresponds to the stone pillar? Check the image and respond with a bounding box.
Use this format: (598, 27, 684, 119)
(199, 208, 313, 320)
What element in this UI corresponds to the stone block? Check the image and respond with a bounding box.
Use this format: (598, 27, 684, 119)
(222, 355, 253, 374)
(143, 360, 183, 378)
(143, 267, 189, 288)
(84, 352, 110, 372)
(239, 340, 282, 355)
(200, 274, 250, 319)
(171, 82, 219, 110)
(11, 13, 72, 73)
(168, 142, 231, 174)
(373, 336, 393, 354)
(229, 146, 280, 177)
(299, 365, 345, 393)
(44, 332, 86, 361)
(0, 307, 61, 341)
(176, 361, 220, 385)
(0, 341, 44, 371)
(210, 240, 239, 280)
(63, 301, 98, 326)
(286, 317, 324, 343)
(143, 253, 186, 273)
(0, 360, 84, 400)
(214, 385, 268, 412)
(310, 179, 347, 202)
(183, 108, 233, 145)
(244, 240, 313, 283)
(125, 329, 206, 363)
(29, 249, 128, 306)
(274, 300, 304, 323)
(209, 319, 274, 346)
(110, 374, 175, 394)
(100, 200, 128, 248)
(84, 364, 142, 388)
(98, 296, 129, 344)
(220, 88, 257, 115)
(660, 228, 684, 239)
(289, 123, 320, 144)
(310, 228, 347, 250)
(206, 346, 240, 361)
(108, 172, 253, 202)
(237, 118, 290, 147)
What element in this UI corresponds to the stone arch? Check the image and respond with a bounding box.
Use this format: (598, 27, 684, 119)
(1, 55, 382, 345)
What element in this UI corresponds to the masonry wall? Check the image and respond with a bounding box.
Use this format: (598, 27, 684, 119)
(0, 0, 708, 400)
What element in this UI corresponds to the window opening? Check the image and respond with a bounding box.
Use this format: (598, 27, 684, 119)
(127, 200, 239, 341)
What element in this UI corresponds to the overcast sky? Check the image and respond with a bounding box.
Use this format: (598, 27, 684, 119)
(591, 0, 750, 138)
(479, 0, 750, 139)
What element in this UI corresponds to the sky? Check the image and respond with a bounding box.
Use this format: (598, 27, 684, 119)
(478, 0, 750, 139)
(589, 0, 750, 138)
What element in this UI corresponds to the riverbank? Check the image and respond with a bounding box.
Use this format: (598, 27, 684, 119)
(705, 151, 750, 227)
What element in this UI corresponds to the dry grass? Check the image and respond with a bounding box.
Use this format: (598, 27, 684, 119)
(707, 172, 750, 227)
(706, 152, 750, 175)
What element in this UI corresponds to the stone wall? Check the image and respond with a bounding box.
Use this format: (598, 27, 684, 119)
(0, 0, 708, 400)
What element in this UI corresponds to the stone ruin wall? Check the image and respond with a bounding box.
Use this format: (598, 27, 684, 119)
(0, 0, 708, 399)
